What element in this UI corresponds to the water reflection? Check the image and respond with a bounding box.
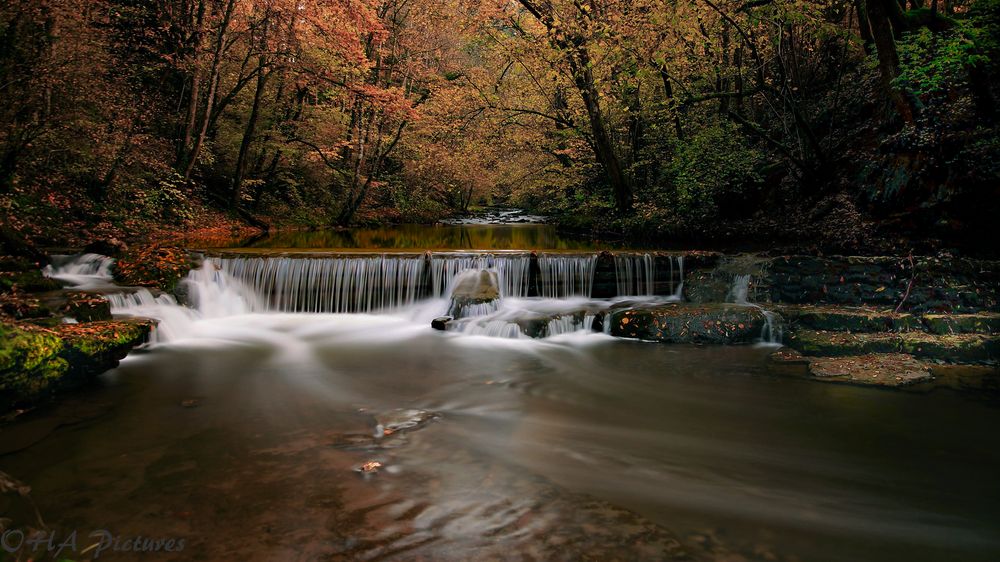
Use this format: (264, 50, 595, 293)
(229, 224, 623, 251)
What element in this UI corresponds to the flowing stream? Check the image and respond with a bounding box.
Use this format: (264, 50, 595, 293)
(3, 239, 999, 561)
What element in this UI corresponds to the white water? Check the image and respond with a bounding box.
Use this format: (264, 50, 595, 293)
(43, 253, 116, 290)
(538, 254, 597, 297)
(726, 273, 782, 345)
(44, 252, 776, 345)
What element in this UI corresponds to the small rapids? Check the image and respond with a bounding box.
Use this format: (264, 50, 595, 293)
(19, 250, 1000, 562)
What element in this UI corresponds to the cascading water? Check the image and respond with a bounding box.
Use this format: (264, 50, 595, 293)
(430, 254, 530, 298)
(537, 254, 597, 297)
(216, 255, 426, 313)
(726, 273, 782, 345)
(44, 253, 116, 290)
(615, 253, 655, 296)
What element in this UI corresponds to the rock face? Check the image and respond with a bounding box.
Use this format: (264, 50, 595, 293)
(607, 303, 769, 344)
(0, 319, 153, 412)
(808, 354, 933, 387)
(447, 269, 501, 318)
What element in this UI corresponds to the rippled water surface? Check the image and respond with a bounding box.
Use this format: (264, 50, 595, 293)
(4, 312, 1000, 561)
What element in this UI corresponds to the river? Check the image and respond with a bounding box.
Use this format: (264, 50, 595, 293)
(2, 224, 999, 561)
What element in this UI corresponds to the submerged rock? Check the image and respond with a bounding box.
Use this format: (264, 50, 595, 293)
(808, 354, 933, 387)
(375, 408, 439, 437)
(608, 303, 769, 344)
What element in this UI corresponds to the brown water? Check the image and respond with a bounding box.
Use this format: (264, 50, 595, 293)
(2, 312, 999, 561)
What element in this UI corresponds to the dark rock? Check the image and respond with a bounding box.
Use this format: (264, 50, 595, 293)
(431, 316, 452, 331)
(61, 292, 112, 322)
(83, 238, 128, 258)
(608, 303, 769, 344)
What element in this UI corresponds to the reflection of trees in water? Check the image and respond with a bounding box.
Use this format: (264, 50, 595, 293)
(248, 224, 616, 250)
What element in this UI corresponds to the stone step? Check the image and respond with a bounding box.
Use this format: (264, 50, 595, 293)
(786, 329, 999, 364)
(775, 305, 919, 332)
(807, 354, 934, 388)
(922, 313, 1000, 335)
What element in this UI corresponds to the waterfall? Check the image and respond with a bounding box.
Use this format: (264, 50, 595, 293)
(216, 255, 426, 313)
(429, 254, 530, 298)
(44, 253, 116, 289)
(546, 314, 596, 336)
(538, 254, 597, 297)
(725, 273, 781, 344)
(615, 253, 655, 296)
(729, 274, 752, 304)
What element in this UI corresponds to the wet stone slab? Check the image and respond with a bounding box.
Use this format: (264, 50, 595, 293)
(808, 354, 934, 387)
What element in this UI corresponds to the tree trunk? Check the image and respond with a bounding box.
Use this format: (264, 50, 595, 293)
(866, 0, 915, 123)
(177, 0, 206, 168)
(569, 46, 633, 212)
(232, 56, 269, 208)
(183, 0, 236, 181)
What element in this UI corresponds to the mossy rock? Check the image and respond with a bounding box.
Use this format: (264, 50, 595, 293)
(922, 313, 1000, 335)
(777, 305, 919, 333)
(60, 292, 112, 322)
(113, 246, 190, 291)
(0, 268, 61, 293)
(785, 329, 902, 356)
(0, 291, 51, 319)
(0, 319, 152, 412)
(808, 354, 933, 388)
(899, 333, 999, 364)
(609, 303, 768, 344)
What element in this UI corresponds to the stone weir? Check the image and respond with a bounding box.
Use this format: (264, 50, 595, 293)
(194, 250, 693, 312)
(195, 250, 1000, 314)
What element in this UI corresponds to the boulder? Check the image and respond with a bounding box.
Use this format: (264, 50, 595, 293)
(431, 316, 452, 331)
(447, 269, 500, 318)
(608, 303, 769, 344)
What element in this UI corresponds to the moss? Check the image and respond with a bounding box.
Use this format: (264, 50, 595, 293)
(786, 330, 902, 356)
(777, 305, 919, 333)
(0, 319, 152, 412)
(900, 332, 999, 363)
(922, 313, 1000, 335)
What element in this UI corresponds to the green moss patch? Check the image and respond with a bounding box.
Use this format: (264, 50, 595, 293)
(922, 313, 1000, 335)
(0, 319, 152, 412)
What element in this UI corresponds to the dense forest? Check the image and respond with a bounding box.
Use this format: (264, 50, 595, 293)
(2, 0, 998, 252)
